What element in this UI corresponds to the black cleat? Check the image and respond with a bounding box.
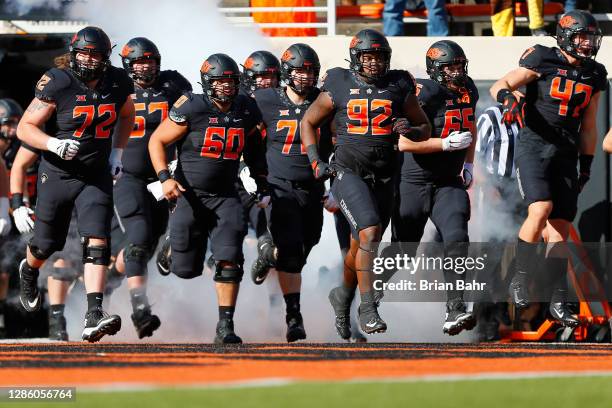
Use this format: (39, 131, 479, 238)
(328, 286, 352, 340)
(156, 236, 172, 276)
(358, 305, 387, 335)
(349, 325, 368, 343)
(508, 272, 529, 309)
(19, 259, 41, 312)
(549, 302, 580, 328)
(286, 313, 307, 343)
(49, 311, 69, 341)
(250, 235, 275, 285)
(82, 308, 121, 343)
(443, 299, 476, 336)
(131, 307, 161, 339)
(214, 319, 242, 344)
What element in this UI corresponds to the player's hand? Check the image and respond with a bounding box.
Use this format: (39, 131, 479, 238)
(462, 163, 474, 190)
(323, 190, 339, 213)
(162, 179, 185, 200)
(109, 148, 124, 180)
(392, 118, 412, 137)
(500, 93, 524, 127)
(239, 165, 258, 195)
(47, 137, 80, 160)
(442, 131, 472, 152)
(12, 206, 35, 234)
(311, 160, 335, 181)
(254, 177, 271, 209)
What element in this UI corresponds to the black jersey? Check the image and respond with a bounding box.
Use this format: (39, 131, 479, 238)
(519, 45, 607, 149)
(123, 70, 192, 180)
(168, 92, 264, 194)
(254, 87, 332, 182)
(34, 66, 133, 174)
(4, 140, 40, 202)
(401, 78, 479, 183)
(321, 67, 416, 177)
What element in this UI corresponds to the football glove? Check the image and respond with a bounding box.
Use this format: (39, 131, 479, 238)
(47, 137, 80, 160)
(442, 131, 472, 152)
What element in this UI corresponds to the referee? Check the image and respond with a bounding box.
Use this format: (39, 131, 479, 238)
(474, 100, 525, 340)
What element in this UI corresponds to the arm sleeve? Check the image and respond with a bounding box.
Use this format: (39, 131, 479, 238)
(168, 93, 192, 125)
(518, 45, 544, 73)
(34, 68, 68, 102)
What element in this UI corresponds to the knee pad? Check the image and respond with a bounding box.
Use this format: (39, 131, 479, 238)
(214, 263, 244, 283)
(124, 244, 150, 264)
(82, 238, 110, 265)
(29, 243, 55, 261)
(52, 266, 78, 282)
(276, 256, 305, 274)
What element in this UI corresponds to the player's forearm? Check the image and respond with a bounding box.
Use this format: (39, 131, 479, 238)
(300, 117, 319, 150)
(579, 127, 598, 156)
(148, 135, 169, 175)
(0, 162, 8, 198)
(113, 112, 134, 149)
(16, 122, 52, 151)
(398, 136, 443, 153)
(490, 79, 512, 100)
(464, 126, 477, 164)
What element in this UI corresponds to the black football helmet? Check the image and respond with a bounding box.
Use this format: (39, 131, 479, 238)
(242, 50, 280, 93)
(0, 98, 22, 140)
(69, 26, 112, 82)
(556, 10, 602, 59)
(425, 40, 469, 86)
(120, 37, 161, 84)
(280, 43, 320, 95)
(349, 29, 392, 80)
(200, 53, 241, 103)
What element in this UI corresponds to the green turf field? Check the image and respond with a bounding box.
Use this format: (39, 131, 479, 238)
(4, 376, 612, 408)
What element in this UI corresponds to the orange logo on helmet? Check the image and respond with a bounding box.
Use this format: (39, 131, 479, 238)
(281, 50, 293, 62)
(244, 57, 255, 69)
(350, 36, 359, 48)
(559, 15, 577, 28)
(120, 45, 132, 57)
(201, 60, 212, 73)
(426, 48, 443, 59)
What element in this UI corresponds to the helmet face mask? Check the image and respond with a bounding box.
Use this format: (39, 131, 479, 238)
(349, 29, 392, 81)
(556, 10, 602, 60)
(69, 26, 112, 82)
(280, 44, 320, 96)
(242, 50, 280, 93)
(426, 40, 469, 87)
(201, 54, 241, 104)
(0, 98, 22, 140)
(121, 37, 161, 85)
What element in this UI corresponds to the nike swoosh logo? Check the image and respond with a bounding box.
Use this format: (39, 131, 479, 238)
(101, 94, 111, 99)
(366, 321, 378, 328)
(232, 119, 241, 122)
(153, 92, 163, 96)
(378, 90, 388, 93)
(28, 298, 40, 308)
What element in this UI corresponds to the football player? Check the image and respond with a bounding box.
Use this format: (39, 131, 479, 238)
(114, 37, 192, 339)
(241, 50, 280, 97)
(149, 53, 268, 344)
(301, 29, 431, 338)
(394, 40, 477, 336)
(490, 10, 607, 326)
(16, 26, 135, 342)
(251, 43, 332, 342)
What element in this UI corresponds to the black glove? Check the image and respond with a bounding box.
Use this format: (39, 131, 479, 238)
(311, 160, 335, 181)
(497, 89, 524, 127)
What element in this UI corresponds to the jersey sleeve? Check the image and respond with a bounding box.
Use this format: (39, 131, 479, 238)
(415, 79, 438, 115)
(168, 92, 193, 125)
(320, 68, 343, 107)
(518, 45, 545, 73)
(397, 70, 418, 97)
(34, 68, 70, 102)
(594, 63, 608, 92)
(244, 96, 263, 134)
(163, 70, 193, 93)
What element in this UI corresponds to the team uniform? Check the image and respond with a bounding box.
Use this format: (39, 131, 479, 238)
(321, 67, 417, 237)
(253, 87, 332, 273)
(31, 66, 133, 259)
(394, 77, 478, 243)
(515, 44, 607, 221)
(113, 70, 191, 278)
(167, 92, 265, 279)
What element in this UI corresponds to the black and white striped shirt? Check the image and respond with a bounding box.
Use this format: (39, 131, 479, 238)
(476, 105, 520, 179)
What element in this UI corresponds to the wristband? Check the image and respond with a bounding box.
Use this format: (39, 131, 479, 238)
(306, 144, 320, 165)
(157, 169, 172, 183)
(579, 154, 594, 175)
(496, 89, 513, 104)
(10, 193, 24, 210)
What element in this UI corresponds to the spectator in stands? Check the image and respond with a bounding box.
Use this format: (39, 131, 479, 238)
(490, 0, 547, 36)
(383, 0, 448, 36)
